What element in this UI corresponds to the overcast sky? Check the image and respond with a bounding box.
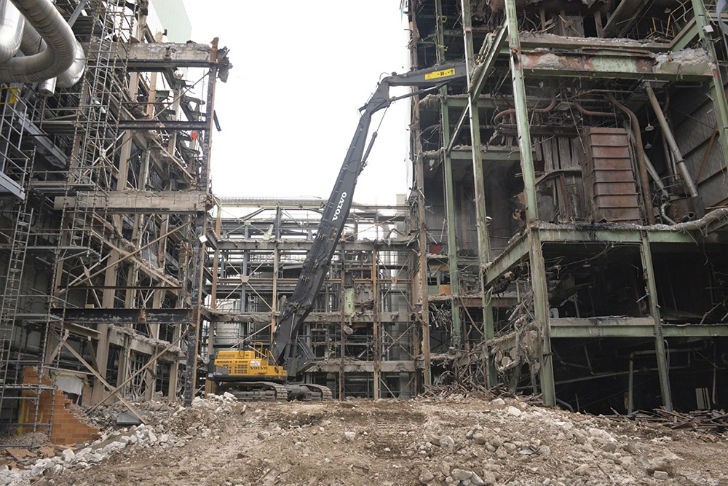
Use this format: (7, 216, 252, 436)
(181, 1, 412, 205)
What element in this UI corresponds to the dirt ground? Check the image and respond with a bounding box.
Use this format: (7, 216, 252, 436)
(12, 394, 728, 486)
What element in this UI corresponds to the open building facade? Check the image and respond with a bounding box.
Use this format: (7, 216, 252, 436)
(0, 0, 229, 443)
(406, 0, 728, 412)
(0, 0, 727, 444)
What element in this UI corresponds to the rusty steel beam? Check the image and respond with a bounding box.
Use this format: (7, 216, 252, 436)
(54, 191, 211, 213)
(518, 49, 712, 80)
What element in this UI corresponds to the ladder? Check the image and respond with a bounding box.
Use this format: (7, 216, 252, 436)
(0, 207, 33, 384)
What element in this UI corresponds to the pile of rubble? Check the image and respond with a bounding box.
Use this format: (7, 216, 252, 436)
(2, 393, 727, 485)
(1, 393, 242, 486)
(627, 408, 728, 435)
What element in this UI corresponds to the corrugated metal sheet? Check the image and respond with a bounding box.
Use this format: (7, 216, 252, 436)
(581, 127, 643, 223)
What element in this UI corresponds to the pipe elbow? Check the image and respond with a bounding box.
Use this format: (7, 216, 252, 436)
(56, 38, 84, 88)
(0, 0, 24, 64)
(0, 0, 76, 83)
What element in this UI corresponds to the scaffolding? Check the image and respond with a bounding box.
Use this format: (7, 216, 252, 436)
(406, 0, 728, 412)
(0, 0, 228, 444)
(205, 199, 420, 399)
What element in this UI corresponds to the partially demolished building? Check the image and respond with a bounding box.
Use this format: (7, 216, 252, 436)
(0, 0, 727, 448)
(0, 0, 228, 443)
(203, 0, 728, 412)
(407, 0, 728, 412)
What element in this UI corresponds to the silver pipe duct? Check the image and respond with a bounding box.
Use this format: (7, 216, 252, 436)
(19, 14, 42, 53)
(37, 74, 54, 95)
(56, 36, 84, 87)
(0, 0, 76, 83)
(17, 5, 85, 88)
(0, 0, 24, 64)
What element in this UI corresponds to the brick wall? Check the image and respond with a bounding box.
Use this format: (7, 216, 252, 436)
(18, 367, 100, 445)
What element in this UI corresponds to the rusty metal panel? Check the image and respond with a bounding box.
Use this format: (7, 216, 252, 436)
(592, 146, 630, 159)
(536, 136, 588, 222)
(582, 127, 643, 223)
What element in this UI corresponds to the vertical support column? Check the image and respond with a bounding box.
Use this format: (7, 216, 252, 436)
(639, 232, 673, 410)
(691, 0, 728, 170)
(529, 231, 554, 406)
(338, 248, 346, 400)
(435, 0, 462, 349)
(154, 214, 170, 308)
(183, 39, 219, 406)
(416, 168, 431, 389)
(461, 0, 496, 386)
(505, 0, 538, 222)
(409, 7, 432, 389)
(91, 253, 119, 403)
(168, 323, 180, 400)
(205, 207, 222, 395)
(505, 0, 554, 405)
(372, 249, 380, 400)
(271, 246, 279, 340)
(241, 223, 249, 312)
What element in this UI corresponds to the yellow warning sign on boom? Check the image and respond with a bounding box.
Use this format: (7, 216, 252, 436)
(424, 68, 456, 81)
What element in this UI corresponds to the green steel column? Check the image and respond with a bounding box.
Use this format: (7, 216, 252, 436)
(530, 230, 555, 406)
(692, 0, 728, 170)
(505, 0, 554, 405)
(436, 0, 463, 348)
(505, 0, 538, 222)
(639, 232, 673, 410)
(461, 0, 496, 385)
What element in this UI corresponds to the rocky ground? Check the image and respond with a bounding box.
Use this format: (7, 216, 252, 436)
(2, 393, 728, 485)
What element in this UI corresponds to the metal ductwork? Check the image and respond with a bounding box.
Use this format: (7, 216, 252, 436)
(0, 0, 85, 86)
(20, 19, 85, 89)
(0, 0, 24, 64)
(56, 38, 84, 87)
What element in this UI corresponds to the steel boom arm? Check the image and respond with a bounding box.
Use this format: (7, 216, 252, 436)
(271, 62, 466, 375)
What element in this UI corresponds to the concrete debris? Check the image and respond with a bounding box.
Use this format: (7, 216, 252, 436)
(505, 405, 523, 417)
(115, 411, 142, 426)
(0, 396, 725, 485)
(60, 449, 75, 463)
(419, 468, 435, 484)
(653, 470, 670, 480)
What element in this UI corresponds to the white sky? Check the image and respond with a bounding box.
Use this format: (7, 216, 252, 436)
(180, 1, 412, 205)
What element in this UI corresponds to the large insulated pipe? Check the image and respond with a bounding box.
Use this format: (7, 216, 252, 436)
(55, 38, 84, 87)
(645, 84, 699, 199)
(17, 8, 84, 89)
(0, 0, 24, 64)
(0, 0, 76, 83)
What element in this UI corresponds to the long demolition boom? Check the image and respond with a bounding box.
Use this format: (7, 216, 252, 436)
(271, 61, 467, 376)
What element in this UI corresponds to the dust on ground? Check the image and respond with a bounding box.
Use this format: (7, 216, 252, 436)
(5, 394, 728, 486)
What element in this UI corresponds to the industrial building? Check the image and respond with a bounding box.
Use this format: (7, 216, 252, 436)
(0, 0, 228, 444)
(0, 0, 726, 448)
(406, 0, 728, 413)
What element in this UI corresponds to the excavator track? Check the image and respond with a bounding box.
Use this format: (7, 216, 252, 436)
(284, 383, 333, 401)
(219, 381, 288, 402)
(303, 383, 333, 401)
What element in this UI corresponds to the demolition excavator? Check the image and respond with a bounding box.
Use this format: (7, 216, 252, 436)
(211, 61, 467, 401)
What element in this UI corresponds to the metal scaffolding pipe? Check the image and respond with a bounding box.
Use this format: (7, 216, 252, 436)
(0, 0, 24, 64)
(0, 0, 78, 83)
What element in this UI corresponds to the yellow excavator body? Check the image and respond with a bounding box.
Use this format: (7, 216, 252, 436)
(213, 347, 287, 382)
(210, 347, 331, 401)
